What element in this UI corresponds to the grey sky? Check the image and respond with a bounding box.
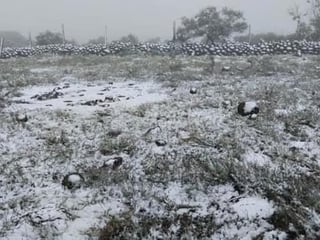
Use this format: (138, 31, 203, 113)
(0, 0, 308, 43)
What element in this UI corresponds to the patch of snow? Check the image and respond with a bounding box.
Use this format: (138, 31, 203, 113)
(151, 145, 166, 155)
(162, 182, 276, 239)
(274, 109, 289, 117)
(288, 140, 320, 165)
(6, 80, 167, 116)
(232, 196, 275, 220)
(30, 68, 55, 73)
(5, 223, 39, 240)
(61, 200, 125, 240)
(68, 174, 82, 184)
(243, 150, 273, 167)
(263, 230, 287, 240)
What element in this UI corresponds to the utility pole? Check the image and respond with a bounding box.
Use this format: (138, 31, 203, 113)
(248, 24, 252, 44)
(0, 37, 4, 58)
(61, 24, 66, 45)
(173, 20, 176, 42)
(104, 25, 108, 47)
(29, 32, 32, 48)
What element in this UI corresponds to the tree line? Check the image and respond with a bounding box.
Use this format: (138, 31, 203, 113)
(3, 2, 320, 47)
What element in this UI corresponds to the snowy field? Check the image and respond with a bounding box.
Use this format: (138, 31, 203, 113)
(1, 54, 320, 239)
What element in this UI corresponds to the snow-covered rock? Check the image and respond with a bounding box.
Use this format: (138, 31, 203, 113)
(15, 113, 28, 122)
(238, 101, 259, 116)
(190, 87, 197, 94)
(62, 173, 84, 190)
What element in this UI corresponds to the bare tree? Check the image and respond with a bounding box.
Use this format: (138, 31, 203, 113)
(289, 4, 312, 40)
(289, 1, 320, 40)
(309, 0, 320, 39)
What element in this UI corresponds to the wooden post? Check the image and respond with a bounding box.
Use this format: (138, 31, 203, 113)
(29, 32, 32, 48)
(61, 24, 66, 45)
(0, 37, 4, 58)
(173, 21, 176, 42)
(104, 25, 108, 47)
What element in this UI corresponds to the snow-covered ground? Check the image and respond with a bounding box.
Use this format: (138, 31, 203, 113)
(1, 55, 320, 239)
(6, 78, 166, 115)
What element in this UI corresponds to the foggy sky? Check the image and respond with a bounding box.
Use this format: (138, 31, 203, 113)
(0, 0, 308, 43)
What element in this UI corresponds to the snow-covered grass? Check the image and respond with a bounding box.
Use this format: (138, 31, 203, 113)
(1, 54, 320, 239)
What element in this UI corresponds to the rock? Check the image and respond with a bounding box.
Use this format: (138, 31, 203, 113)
(62, 173, 84, 190)
(102, 157, 123, 170)
(221, 66, 231, 72)
(16, 113, 28, 122)
(249, 114, 258, 120)
(81, 99, 100, 106)
(101, 87, 110, 92)
(155, 139, 167, 147)
(112, 157, 123, 170)
(31, 89, 63, 101)
(295, 50, 302, 57)
(237, 101, 259, 116)
(190, 88, 197, 94)
(107, 129, 122, 138)
(222, 100, 232, 109)
(63, 83, 70, 89)
(104, 96, 116, 102)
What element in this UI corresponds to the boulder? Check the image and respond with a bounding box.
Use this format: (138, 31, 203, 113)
(155, 139, 167, 147)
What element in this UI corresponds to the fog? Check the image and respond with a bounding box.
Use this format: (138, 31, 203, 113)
(0, 0, 308, 43)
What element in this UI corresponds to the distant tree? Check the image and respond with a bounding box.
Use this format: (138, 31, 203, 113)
(67, 39, 78, 45)
(289, 1, 320, 40)
(87, 36, 105, 45)
(119, 34, 139, 44)
(234, 32, 293, 43)
(0, 31, 28, 47)
(35, 31, 64, 45)
(309, 0, 320, 39)
(176, 6, 248, 43)
(296, 22, 313, 40)
(146, 37, 161, 44)
(288, 5, 313, 40)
